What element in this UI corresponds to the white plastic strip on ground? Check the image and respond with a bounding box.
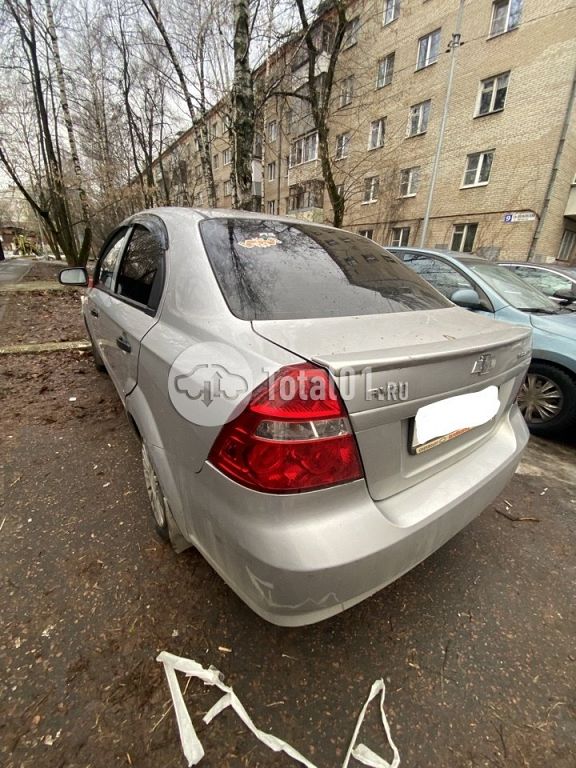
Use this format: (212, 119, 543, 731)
(157, 651, 400, 768)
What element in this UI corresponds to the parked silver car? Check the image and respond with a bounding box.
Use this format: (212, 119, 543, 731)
(499, 262, 576, 305)
(60, 209, 531, 625)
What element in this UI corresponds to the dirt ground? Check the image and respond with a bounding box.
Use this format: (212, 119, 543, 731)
(1, 291, 85, 347)
(1, 274, 575, 768)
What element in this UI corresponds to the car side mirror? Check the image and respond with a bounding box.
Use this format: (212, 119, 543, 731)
(553, 288, 575, 305)
(59, 267, 88, 286)
(450, 288, 484, 310)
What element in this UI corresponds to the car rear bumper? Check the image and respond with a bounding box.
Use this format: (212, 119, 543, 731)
(188, 406, 529, 626)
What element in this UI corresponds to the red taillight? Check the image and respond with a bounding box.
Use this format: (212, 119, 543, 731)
(208, 364, 364, 493)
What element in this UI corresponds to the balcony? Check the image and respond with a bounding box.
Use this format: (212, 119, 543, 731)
(564, 185, 576, 220)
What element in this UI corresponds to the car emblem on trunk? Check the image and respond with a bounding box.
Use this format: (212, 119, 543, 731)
(471, 353, 496, 375)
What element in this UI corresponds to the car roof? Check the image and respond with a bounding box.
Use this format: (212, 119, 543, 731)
(387, 246, 489, 266)
(498, 261, 576, 275)
(135, 206, 339, 231)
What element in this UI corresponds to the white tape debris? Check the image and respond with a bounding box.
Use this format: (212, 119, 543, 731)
(157, 651, 400, 768)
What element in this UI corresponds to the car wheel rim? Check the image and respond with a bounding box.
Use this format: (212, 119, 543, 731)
(142, 444, 167, 529)
(517, 373, 564, 424)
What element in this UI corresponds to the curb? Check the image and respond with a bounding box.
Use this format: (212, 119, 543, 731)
(0, 340, 91, 355)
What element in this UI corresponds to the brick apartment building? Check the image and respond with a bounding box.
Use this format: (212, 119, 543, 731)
(151, 0, 576, 262)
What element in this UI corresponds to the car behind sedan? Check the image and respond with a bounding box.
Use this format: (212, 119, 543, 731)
(60, 210, 531, 625)
(389, 247, 576, 436)
(499, 261, 576, 305)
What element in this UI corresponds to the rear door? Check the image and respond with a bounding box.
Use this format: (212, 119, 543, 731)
(91, 223, 166, 401)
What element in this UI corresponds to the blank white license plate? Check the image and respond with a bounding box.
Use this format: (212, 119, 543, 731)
(411, 386, 500, 454)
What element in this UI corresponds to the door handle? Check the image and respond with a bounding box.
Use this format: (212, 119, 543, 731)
(90, 307, 99, 317)
(116, 335, 131, 353)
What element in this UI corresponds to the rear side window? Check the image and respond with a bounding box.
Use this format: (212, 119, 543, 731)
(95, 229, 128, 290)
(399, 253, 475, 299)
(116, 225, 164, 310)
(199, 219, 450, 320)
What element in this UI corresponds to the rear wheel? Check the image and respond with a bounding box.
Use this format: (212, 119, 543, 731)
(142, 442, 170, 541)
(518, 363, 576, 436)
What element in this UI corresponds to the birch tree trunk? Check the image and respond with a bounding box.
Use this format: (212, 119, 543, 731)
(231, 0, 255, 210)
(44, 0, 92, 263)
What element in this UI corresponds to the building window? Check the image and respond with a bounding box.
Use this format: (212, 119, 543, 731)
(213, 153, 219, 169)
(369, 118, 386, 149)
(211, 121, 219, 138)
(363, 176, 379, 203)
(342, 17, 359, 49)
(289, 180, 324, 210)
(477, 72, 509, 116)
(223, 148, 232, 165)
(417, 29, 441, 70)
(267, 200, 277, 215)
(339, 76, 354, 108)
(391, 226, 410, 246)
(490, 0, 522, 36)
(267, 161, 277, 181)
(359, 229, 374, 239)
(383, 0, 400, 25)
(462, 151, 494, 187)
(407, 100, 431, 136)
(376, 52, 395, 88)
(267, 120, 278, 142)
(558, 230, 576, 262)
(451, 223, 478, 252)
(224, 179, 232, 196)
(399, 166, 421, 197)
(289, 131, 319, 166)
(335, 133, 350, 159)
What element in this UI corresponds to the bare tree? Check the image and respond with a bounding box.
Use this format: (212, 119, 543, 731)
(140, 0, 217, 207)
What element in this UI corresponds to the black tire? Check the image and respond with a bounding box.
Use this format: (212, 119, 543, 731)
(142, 442, 170, 541)
(518, 363, 576, 437)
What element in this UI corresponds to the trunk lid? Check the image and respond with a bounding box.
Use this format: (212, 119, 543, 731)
(253, 307, 531, 501)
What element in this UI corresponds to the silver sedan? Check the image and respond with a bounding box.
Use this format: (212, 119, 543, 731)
(60, 209, 531, 626)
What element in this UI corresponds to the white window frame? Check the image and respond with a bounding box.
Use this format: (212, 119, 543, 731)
(399, 166, 421, 197)
(267, 161, 276, 181)
(223, 148, 232, 166)
(267, 120, 278, 142)
(558, 230, 576, 262)
(407, 100, 431, 137)
(212, 153, 219, 169)
(267, 200, 277, 215)
(451, 223, 478, 252)
(289, 131, 319, 167)
(476, 72, 510, 116)
(391, 226, 410, 246)
(368, 118, 386, 150)
(376, 52, 395, 88)
(223, 179, 232, 196)
(383, 0, 400, 26)
(490, 0, 523, 36)
(335, 133, 350, 160)
(342, 17, 359, 49)
(416, 29, 441, 70)
(363, 176, 380, 203)
(462, 151, 494, 188)
(339, 76, 354, 108)
(359, 229, 374, 239)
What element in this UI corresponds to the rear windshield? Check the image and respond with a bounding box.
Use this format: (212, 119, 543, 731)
(199, 219, 451, 320)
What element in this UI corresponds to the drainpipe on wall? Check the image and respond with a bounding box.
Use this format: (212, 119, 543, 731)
(527, 63, 576, 262)
(419, 0, 466, 247)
